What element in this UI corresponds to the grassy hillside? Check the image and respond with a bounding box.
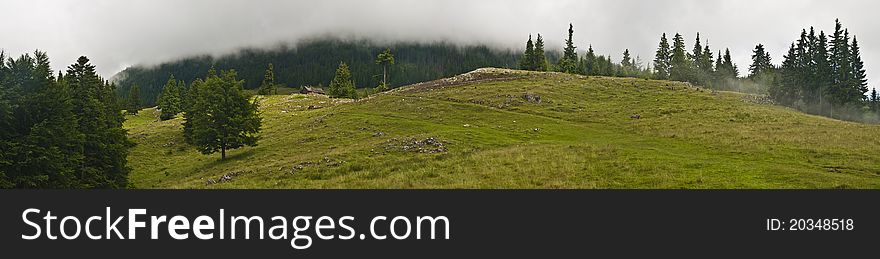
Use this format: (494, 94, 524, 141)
(125, 68, 880, 189)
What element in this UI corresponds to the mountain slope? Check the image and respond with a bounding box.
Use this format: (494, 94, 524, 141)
(113, 39, 526, 106)
(125, 68, 880, 188)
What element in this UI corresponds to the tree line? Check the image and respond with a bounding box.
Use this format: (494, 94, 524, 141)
(519, 23, 652, 79)
(518, 21, 876, 122)
(770, 19, 872, 120)
(116, 38, 520, 106)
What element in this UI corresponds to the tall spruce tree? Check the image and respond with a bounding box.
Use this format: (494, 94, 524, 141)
(850, 36, 868, 102)
(775, 43, 804, 106)
(187, 69, 261, 161)
(691, 33, 703, 71)
(533, 34, 548, 71)
(258, 63, 277, 95)
(66, 56, 132, 188)
(653, 33, 671, 79)
(748, 44, 772, 78)
(812, 31, 832, 107)
(520, 35, 535, 70)
(669, 33, 691, 82)
(557, 23, 579, 74)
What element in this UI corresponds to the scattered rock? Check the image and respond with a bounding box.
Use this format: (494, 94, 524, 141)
(372, 132, 385, 137)
(308, 105, 323, 109)
(205, 171, 248, 185)
(630, 114, 641, 119)
(463, 124, 471, 127)
(383, 137, 447, 154)
(522, 93, 542, 104)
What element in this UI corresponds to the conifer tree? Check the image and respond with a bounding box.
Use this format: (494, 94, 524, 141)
(870, 88, 879, 112)
(748, 44, 772, 78)
(187, 69, 261, 161)
(850, 36, 868, 101)
(653, 33, 671, 79)
(533, 34, 548, 71)
(127, 84, 141, 115)
(691, 33, 703, 71)
(557, 23, 579, 74)
(669, 33, 691, 82)
(812, 31, 832, 106)
(520, 35, 535, 70)
(66, 56, 132, 188)
(328, 62, 357, 99)
(583, 45, 596, 76)
(157, 75, 182, 120)
(258, 63, 277, 95)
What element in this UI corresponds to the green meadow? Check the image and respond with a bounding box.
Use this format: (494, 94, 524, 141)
(125, 69, 880, 189)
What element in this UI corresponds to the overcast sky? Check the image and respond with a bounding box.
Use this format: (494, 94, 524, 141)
(1, 0, 877, 92)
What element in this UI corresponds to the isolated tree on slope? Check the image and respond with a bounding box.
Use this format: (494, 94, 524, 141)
(157, 74, 182, 120)
(328, 62, 357, 99)
(187, 69, 261, 161)
(375, 48, 395, 92)
(258, 63, 277, 95)
(653, 33, 671, 80)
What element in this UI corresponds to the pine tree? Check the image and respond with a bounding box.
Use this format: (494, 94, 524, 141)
(850, 35, 868, 102)
(375, 48, 395, 91)
(583, 45, 596, 76)
(773, 43, 801, 106)
(66, 56, 132, 188)
(328, 62, 357, 99)
(870, 88, 879, 112)
(258, 63, 277, 95)
(187, 69, 261, 161)
(653, 33, 671, 80)
(748, 44, 772, 78)
(669, 33, 691, 82)
(533, 34, 548, 71)
(691, 33, 703, 71)
(557, 23, 579, 74)
(157, 75, 182, 120)
(813, 31, 832, 107)
(723, 49, 738, 77)
(519, 35, 535, 70)
(126, 84, 141, 115)
(621, 49, 633, 68)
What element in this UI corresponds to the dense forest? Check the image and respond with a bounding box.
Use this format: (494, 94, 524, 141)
(115, 38, 525, 106)
(0, 52, 132, 188)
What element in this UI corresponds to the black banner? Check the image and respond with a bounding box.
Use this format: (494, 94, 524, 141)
(1, 190, 877, 257)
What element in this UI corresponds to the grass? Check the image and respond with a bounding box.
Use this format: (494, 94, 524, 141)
(125, 68, 880, 189)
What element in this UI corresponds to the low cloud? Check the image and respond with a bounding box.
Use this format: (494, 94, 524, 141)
(1, 0, 877, 92)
